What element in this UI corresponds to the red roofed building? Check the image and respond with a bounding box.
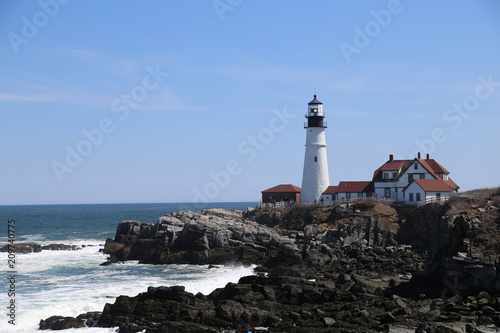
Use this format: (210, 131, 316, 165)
(260, 153, 458, 205)
(404, 179, 457, 204)
(320, 185, 339, 204)
(373, 153, 459, 203)
(261, 184, 301, 204)
(320, 181, 374, 204)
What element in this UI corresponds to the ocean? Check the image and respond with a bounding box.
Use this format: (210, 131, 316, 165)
(0, 202, 257, 332)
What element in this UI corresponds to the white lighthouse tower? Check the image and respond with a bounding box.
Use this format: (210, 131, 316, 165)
(300, 95, 330, 203)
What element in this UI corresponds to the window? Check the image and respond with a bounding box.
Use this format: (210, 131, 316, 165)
(416, 193, 421, 202)
(269, 195, 274, 200)
(409, 193, 414, 201)
(419, 174, 425, 179)
(314, 156, 317, 162)
(383, 173, 388, 179)
(408, 174, 414, 183)
(436, 193, 441, 201)
(346, 193, 351, 199)
(392, 172, 397, 179)
(414, 163, 418, 170)
(384, 188, 391, 198)
(358, 193, 363, 198)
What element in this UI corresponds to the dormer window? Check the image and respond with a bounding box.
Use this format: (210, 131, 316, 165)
(414, 163, 418, 170)
(383, 171, 397, 179)
(439, 173, 449, 181)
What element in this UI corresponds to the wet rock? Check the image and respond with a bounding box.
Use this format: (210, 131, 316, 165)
(41, 244, 80, 251)
(39, 312, 100, 330)
(0, 243, 42, 253)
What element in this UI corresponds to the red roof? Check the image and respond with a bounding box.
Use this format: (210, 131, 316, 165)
(380, 161, 408, 171)
(335, 181, 374, 193)
(411, 179, 454, 192)
(262, 184, 301, 193)
(323, 185, 339, 194)
(424, 159, 450, 174)
(373, 157, 452, 182)
(444, 178, 459, 189)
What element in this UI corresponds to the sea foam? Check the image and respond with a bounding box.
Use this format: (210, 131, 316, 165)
(0, 242, 255, 332)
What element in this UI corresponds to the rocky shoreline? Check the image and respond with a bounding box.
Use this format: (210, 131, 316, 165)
(40, 190, 500, 332)
(0, 243, 97, 254)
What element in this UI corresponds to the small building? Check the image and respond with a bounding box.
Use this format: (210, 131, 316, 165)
(320, 181, 374, 204)
(404, 178, 456, 204)
(320, 185, 339, 204)
(335, 181, 374, 200)
(261, 184, 301, 204)
(372, 153, 459, 202)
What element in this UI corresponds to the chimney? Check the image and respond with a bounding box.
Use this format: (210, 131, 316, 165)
(417, 152, 421, 159)
(426, 153, 430, 160)
(389, 154, 393, 161)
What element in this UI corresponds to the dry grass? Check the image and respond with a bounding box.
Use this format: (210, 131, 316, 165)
(446, 196, 473, 215)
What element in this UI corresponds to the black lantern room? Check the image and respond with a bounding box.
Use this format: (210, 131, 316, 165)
(306, 95, 326, 128)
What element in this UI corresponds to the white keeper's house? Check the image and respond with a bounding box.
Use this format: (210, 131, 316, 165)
(319, 153, 459, 205)
(261, 95, 460, 206)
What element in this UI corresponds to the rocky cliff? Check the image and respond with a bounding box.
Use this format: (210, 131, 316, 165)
(103, 204, 403, 270)
(42, 189, 500, 332)
(103, 208, 303, 268)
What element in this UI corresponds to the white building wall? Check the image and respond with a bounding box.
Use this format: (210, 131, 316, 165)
(425, 191, 452, 203)
(374, 182, 399, 200)
(320, 193, 334, 205)
(404, 182, 426, 204)
(374, 161, 436, 202)
(301, 126, 330, 203)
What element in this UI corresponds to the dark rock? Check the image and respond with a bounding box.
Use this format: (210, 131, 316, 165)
(103, 209, 303, 267)
(379, 312, 396, 324)
(0, 243, 42, 254)
(42, 244, 81, 251)
(39, 312, 100, 330)
(47, 202, 500, 332)
(1, 243, 83, 254)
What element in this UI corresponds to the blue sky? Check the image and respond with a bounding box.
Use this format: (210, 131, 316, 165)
(1, 0, 499, 205)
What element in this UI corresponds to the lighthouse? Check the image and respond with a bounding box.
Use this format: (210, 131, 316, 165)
(300, 95, 330, 203)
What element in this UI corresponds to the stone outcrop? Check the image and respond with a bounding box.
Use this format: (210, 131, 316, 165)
(103, 207, 400, 269)
(39, 312, 101, 330)
(103, 209, 303, 267)
(42, 190, 500, 332)
(397, 201, 500, 294)
(0, 243, 84, 254)
(98, 246, 430, 333)
(97, 252, 500, 333)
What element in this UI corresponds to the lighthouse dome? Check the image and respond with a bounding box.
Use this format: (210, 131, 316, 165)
(308, 95, 323, 105)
